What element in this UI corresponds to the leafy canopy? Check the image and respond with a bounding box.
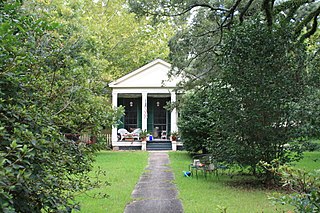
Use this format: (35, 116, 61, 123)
(43, 0, 174, 82)
(129, 0, 320, 87)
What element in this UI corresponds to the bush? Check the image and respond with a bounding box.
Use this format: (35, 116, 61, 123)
(178, 20, 307, 178)
(270, 166, 320, 212)
(302, 141, 320, 152)
(0, 1, 120, 212)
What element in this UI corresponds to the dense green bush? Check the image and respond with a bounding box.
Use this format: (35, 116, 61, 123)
(0, 1, 121, 212)
(178, 20, 306, 176)
(178, 91, 211, 153)
(266, 165, 320, 212)
(300, 140, 320, 152)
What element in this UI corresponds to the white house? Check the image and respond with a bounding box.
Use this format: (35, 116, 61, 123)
(109, 59, 182, 150)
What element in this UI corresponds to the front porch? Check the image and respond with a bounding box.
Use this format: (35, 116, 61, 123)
(109, 59, 182, 151)
(111, 92, 179, 150)
(112, 139, 184, 151)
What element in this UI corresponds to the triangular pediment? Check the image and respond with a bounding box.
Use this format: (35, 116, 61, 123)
(109, 59, 180, 88)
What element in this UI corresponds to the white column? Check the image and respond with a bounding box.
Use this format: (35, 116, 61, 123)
(172, 140, 177, 151)
(142, 92, 148, 131)
(170, 91, 178, 132)
(112, 92, 118, 144)
(141, 140, 147, 151)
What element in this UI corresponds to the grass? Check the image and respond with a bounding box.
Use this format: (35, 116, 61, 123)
(293, 151, 320, 171)
(76, 151, 148, 213)
(76, 150, 320, 213)
(169, 151, 292, 213)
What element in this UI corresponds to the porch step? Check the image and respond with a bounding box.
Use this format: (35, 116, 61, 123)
(147, 141, 172, 151)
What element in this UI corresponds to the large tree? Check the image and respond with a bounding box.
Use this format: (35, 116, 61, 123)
(178, 21, 309, 176)
(218, 21, 306, 171)
(129, 0, 320, 177)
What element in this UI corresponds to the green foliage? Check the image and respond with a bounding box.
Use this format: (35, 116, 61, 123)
(41, 0, 174, 82)
(178, 20, 306, 176)
(220, 20, 305, 166)
(129, 0, 320, 84)
(170, 131, 179, 137)
(178, 90, 216, 153)
(267, 165, 320, 212)
(139, 129, 149, 138)
(288, 31, 320, 138)
(130, 1, 320, 182)
(299, 139, 320, 152)
(0, 1, 122, 212)
(290, 88, 320, 139)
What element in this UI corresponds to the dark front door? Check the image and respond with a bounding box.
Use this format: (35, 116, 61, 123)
(152, 98, 170, 138)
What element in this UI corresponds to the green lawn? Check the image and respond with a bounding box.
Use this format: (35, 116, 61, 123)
(76, 151, 148, 213)
(169, 152, 292, 213)
(76, 150, 320, 213)
(293, 151, 320, 171)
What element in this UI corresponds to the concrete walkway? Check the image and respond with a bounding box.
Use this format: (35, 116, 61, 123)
(124, 152, 184, 213)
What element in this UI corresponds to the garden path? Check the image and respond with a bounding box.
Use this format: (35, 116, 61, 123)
(124, 152, 183, 213)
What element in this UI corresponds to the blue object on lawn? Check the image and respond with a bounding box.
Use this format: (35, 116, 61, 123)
(183, 171, 191, 177)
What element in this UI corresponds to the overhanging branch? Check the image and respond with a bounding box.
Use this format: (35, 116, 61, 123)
(222, 0, 243, 27)
(299, 15, 319, 42)
(295, 5, 320, 36)
(239, 0, 255, 24)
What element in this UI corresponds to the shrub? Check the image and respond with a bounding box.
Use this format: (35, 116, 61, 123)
(0, 1, 121, 212)
(271, 167, 320, 212)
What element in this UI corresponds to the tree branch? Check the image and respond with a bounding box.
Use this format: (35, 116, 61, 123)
(54, 82, 76, 116)
(262, 0, 273, 26)
(222, 0, 243, 27)
(187, 3, 230, 13)
(295, 5, 320, 36)
(299, 15, 319, 42)
(239, 0, 255, 24)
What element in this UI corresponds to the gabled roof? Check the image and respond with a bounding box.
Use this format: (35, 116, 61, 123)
(109, 59, 180, 88)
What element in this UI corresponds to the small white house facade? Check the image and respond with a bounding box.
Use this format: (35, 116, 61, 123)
(109, 59, 182, 150)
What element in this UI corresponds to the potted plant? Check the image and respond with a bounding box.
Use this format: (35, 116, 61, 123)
(139, 129, 149, 141)
(170, 131, 179, 141)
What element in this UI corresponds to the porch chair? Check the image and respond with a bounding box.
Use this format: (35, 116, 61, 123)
(161, 130, 167, 139)
(118, 128, 129, 141)
(132, 128, 141, 141)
